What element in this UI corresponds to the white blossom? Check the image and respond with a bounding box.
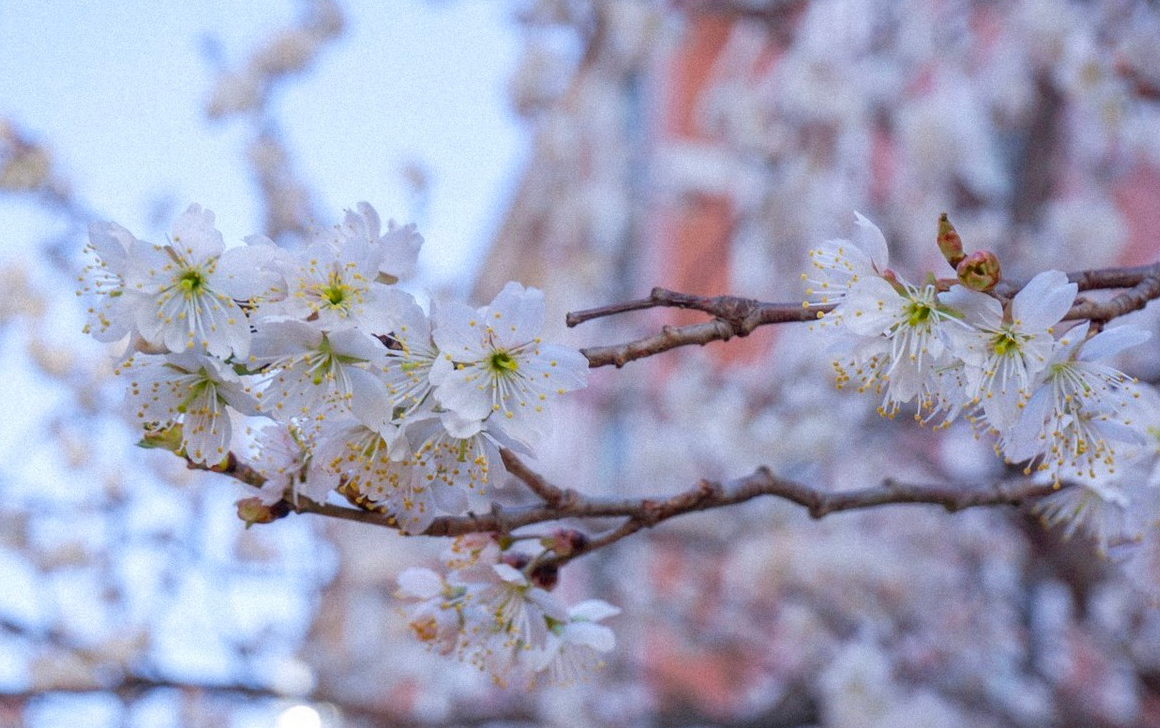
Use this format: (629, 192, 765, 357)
(1004, 322, 1149, 481)
(309, 416, 445, 533)
(80, 220, 143, 344)
(248, 423, 311, 503)
(381, 296, 440, 422)
(123, 204, 276, 358)
(249, 320, 393, 429)
(949, 270, 1077, 432)
(530, 599, 620, 685)
(430, 282, 588, 446)
(269, 232, 411, 334)
(810, 214, 967, 417)
(123, 351, 259, 464)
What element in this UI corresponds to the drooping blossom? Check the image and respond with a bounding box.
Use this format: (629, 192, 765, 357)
(530, 599, 620, 686)
(1004, 322, 1150, 481)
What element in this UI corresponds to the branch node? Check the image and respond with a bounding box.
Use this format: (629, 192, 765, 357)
(639, 499, 664, 526)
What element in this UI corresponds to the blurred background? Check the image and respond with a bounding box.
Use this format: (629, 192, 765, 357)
(4, 1, 1160, 726)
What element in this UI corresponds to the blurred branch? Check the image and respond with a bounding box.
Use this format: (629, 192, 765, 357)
(0, 676, 535, 728)
(575, 262, 1160, 368)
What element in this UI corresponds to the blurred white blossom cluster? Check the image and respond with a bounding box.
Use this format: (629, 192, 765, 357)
(807, 212, 1156, 553)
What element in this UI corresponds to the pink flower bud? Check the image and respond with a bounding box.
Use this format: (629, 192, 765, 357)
(956, 250, 1002, 291)
(938, 213, 965, 268)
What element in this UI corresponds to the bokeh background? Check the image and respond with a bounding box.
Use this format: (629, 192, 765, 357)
(4, 1, 1160, 726)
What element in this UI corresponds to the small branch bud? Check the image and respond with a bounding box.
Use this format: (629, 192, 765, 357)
(938, 213, 966, 268)
(530, 561, 559, 590)
(236, 497, 291, 528)
(543, 528, 589, 557)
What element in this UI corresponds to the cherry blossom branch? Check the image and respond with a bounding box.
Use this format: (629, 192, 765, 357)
(569, 287, 829, 368)
(573, 262, 1160, 368)
(191, 451, 1064, 561)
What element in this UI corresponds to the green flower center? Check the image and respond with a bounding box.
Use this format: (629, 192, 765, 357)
(322, 281, 350, 307)
(179, 269, 206, 295)
(905, 301, 933, 327)
(490, 351, 518, 373)
(992, 330, 1020, 356)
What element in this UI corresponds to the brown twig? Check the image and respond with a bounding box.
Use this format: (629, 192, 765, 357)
(575, 263, 1160, 369)
(571, 287, 829, 368)
(500, 449, 569, 506)
(188, 451, 1065, 562)
(1063, 269, 1160, 322)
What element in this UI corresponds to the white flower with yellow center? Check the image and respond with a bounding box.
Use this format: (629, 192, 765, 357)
(273, 235, 410, 334)
(249, 320, 393, 430)
(123, 351, 259, 464)
(950, 270, 1077, 432)
(124, 204, 275, 358)
(429, 282, 588, 447)
(1004, 322, 1149, 481)
(831, 275, 967, 416)
(381, 297, 440, 422)
(810, 214, 969, 417)
(80, 220, 143, 344)
(309, 416, 447, 533)
(803, 211, 889, 317)
(322, 201, 423, 283)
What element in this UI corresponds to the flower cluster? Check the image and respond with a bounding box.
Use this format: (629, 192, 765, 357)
(80, 202, 589, 534)
(82, 202, 612, 683)
(807, 213, 1152, 545)
(396, 535, 619, 687)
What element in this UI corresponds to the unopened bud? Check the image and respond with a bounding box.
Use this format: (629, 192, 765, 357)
(956, 250, 1002, 291)
(880, 268, 908, 296)
(501, 552, 531, 570)
(937, 213, 965, 268)
(543, 528, 589, 557)
(236, 497, 291, 528)
(530, 561, 559, 591)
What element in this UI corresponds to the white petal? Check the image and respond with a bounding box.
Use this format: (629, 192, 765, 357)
(562, 621, 616, 652)
(214, 243, 279, 301)
(170, 204, 225, 266)
(1012, 270, 1075, 331)
(488, 282, 545, 349)
(492, 563, 528, 585)
(569, 599, 621, 622)
(397, 567, 444, 599)
(852, 211, 889, 273)
(1081, 325, 1151, 361)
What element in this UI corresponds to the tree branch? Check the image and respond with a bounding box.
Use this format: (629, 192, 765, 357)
(574, 262, 1160, 369)
(187, 451, 1064, 562)
(570, 287, 828, 368)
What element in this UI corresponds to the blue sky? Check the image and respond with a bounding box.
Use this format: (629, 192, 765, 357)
(0, 2, 529, 716)
(0, 0, 528, 288)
